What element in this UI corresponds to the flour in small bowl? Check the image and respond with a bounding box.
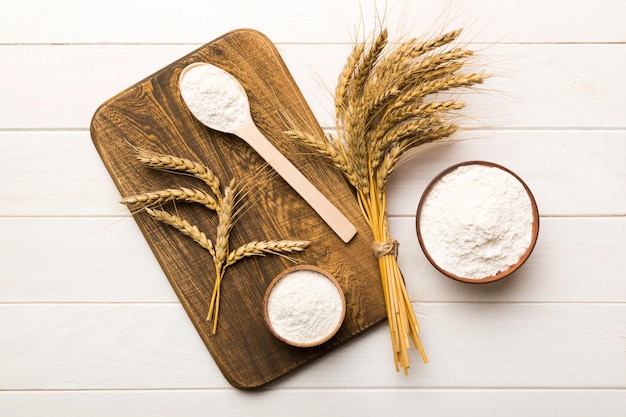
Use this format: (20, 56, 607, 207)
(418, 163, 535, 280)
(265, 268, 345, 346)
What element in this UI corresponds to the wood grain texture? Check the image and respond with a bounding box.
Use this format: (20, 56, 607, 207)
(90, 29, 385, 389)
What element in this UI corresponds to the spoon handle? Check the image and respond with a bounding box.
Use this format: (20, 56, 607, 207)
(234, 123, 357, 243)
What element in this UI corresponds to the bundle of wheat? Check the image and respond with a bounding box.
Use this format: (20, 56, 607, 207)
(287, 27, 486, 374)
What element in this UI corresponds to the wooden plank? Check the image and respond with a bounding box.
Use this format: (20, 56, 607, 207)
(0, 304, 226, 389)
(90, 29, 385, 390)
(2, 130, 624, 217)
(0, 303, 623, 389)
(0, 45, 191, 130)
(385, 129, 626, 216)
(0, 131, 126, 217)
(1, 44, 626, 129)
(2, 389, 625, 417)
(2, 217, 626, 303)
(0, 217, 177, 303)
(2, 0, 625, 44)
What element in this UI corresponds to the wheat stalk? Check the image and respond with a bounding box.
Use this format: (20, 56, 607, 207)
(134, 148, 222, 198)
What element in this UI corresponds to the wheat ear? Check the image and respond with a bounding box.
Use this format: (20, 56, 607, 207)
(122, 187, 218, 211)
(145, 208, 215, 257)
(335, 42, 365, 121)
(134, 148, 222, 198)
(226, 240, 310, 266)
(284, 130, 358, 189)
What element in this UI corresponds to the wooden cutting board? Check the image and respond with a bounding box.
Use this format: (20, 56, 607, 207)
(90, 29, 386, 390)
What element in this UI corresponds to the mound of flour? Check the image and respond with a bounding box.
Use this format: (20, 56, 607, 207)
(418, 164, 534, 279)
(179, 63, 248, 132)
(266, 269, 344, 345)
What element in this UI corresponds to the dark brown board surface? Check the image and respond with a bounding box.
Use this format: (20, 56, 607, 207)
(90, 29, 386, 390)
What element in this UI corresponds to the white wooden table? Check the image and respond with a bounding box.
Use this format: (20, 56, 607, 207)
(1, 1, 625, 415)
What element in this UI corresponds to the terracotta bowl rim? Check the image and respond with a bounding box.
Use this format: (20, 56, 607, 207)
(263, 264, 346, 347)
(415, 160, 540, 284)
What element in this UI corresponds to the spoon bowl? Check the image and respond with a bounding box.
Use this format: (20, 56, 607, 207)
(179, 62, 250, 132)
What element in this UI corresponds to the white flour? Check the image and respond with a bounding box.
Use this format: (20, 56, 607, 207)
(418, 164, 534, 279)
(179, 63, 248, 132)
(266, 269, 344, 345)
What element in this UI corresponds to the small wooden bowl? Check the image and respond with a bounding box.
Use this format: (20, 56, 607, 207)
(416, 161, 540, 284)
(263, 265, 346, 347)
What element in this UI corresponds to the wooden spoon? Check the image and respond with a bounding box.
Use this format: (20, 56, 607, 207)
(179, 62, 357, 243)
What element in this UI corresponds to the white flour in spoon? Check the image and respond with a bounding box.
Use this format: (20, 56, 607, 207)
(266, 269, 344, 345)
(418, 164, 534, 279)
(179, 63, 248, 132)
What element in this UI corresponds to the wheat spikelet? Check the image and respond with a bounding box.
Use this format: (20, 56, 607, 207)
(363, 35, 468, 121)
(343, 104, 371, 197)
(411, 28, 463, 57)
(134, 148, 221, 198)
(389, 49, 474, 98)
(335, 42, 366, 121)
(365, 31, 465, 109)
(122, 187, 218, 211)
(344, 30, 389, 198)
(284, 130, 358, 189)
(284, 129, 345, 167)
(380, 114, 446, 147)
(400, 124, 459, 152)
(347, 29, 388, 105)
(145, 208, 215, 257)
(367, 29, 461, 88)
(383, 100, 465, 128)
(391, 72, 487, 113)
(375, 142, 403, 190)
(370, 112, 448, 173)
(214, 180, 235, 268)
(226, 240, 310, 266)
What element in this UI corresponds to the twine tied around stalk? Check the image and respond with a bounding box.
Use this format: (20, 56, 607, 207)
(372, 239, 399, 258)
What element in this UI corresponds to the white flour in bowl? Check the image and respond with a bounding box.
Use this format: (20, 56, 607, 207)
(266, 268, 344, 346)
(418, 164, 534, 279)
